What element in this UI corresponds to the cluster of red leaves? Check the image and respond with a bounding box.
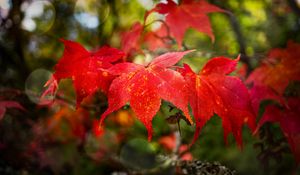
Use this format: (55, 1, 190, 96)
(6, 0, 296, 168)
(247, 41, 300, 163)
(44, 39, 255, 147)
(43, 0, 256, 149)
(146, 0, 225, 47)
(120, 0, 225, 57)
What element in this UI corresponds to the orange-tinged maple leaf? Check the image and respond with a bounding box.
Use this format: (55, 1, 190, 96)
(47, 107, 89, 141)
(179, 57, 256, 147)
(100, 51, 194, 141)
(246, 41, 300, 94)
(146, 0, 225, 47)
(43, 39, 125, 107)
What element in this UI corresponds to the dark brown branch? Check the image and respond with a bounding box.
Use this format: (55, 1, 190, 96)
(211, 0, 252, 73)
(227, 13, 252, 74)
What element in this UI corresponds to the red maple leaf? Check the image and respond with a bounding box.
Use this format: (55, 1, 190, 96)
(121, 22, 144, 58)
(179, 57, 256, 147)
(246, 41, 300, 94)
(146, 0, 225, 47)
(43, 39, 125, 107)
(256, 98, 300, 164)
(121, 21, 172, 55)
(0, 101, 25, 120)
(143, 26, 171, 52)
(249, 84, 285, 114)
(100, 51, 194, 140)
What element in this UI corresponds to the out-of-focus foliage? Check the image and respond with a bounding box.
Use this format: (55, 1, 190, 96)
(0, 0, 300, 174)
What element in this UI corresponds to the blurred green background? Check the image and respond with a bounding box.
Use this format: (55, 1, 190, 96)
(0, 0, 300, 174)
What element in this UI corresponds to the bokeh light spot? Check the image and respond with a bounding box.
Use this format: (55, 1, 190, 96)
(21, 0, 56, 34)
(25, 69, 55, 105)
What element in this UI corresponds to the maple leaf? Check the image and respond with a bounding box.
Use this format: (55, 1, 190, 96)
(0, 101, 25, 121)
(121, 22, 144, 58)
(246, 41, 300, 94)
(143, 26, 171, 51)
(40, 75, 58, 105)
(121, 22, 171, 55)
(179, 57, 256, 147)
(100, 51, 194, 140)
(256, 98, 300, 164)
(43, 39, 125, 107)
(249, 84, 285, 115)
(47, 106, 89, 141)
(146, 0, 225, 47)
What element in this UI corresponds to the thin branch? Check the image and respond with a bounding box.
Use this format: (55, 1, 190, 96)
(144, 19, 171, 37)
(227, 13, 251, 70)
(211, 0, 252, 72)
